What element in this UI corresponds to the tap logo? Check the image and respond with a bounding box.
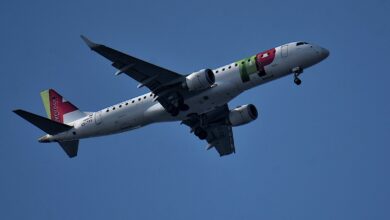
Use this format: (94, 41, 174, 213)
(51, 96, 61, 122)
(237, 48, 276, 82)
(41, 89, 78, 123)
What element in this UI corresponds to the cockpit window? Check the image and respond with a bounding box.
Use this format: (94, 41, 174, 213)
(296, 42, 309, 46)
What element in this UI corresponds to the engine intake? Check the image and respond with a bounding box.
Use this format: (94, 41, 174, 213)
(183, 69, 215, 91)
(228, 104, 258, 127)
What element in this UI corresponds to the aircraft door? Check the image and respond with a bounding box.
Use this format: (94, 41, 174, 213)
(281, 45, 288, 57)
(94, 111, 102, 125)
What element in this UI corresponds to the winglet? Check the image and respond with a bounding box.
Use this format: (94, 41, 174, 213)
(80, 35, 99, 49)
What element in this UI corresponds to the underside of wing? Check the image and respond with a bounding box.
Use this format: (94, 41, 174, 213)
(182, 105, 236, 157)
(205, 124, 235, 156)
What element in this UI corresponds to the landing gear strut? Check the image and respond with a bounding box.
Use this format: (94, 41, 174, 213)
(179, 104, 189, 111)
(178, 99, 190, 111)
(166, 94, 190, 116)
(168, 104, 189, 116)
(167, 104, 180, 116)
(292, 67, 303, 85)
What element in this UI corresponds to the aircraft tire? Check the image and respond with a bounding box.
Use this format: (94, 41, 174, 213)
(294, 78, 302, 85)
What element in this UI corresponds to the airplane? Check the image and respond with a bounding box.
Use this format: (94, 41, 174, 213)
(13, 36, 329, 158)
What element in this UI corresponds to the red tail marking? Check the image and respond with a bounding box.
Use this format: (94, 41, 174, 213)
(49, 89, 78, 123)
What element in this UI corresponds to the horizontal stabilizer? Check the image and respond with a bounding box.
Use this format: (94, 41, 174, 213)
(58, 140, 79, 158)
(13, 109, 73, 135)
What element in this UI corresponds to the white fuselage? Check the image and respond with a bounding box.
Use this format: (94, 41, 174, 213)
(49, 42, 329, 142)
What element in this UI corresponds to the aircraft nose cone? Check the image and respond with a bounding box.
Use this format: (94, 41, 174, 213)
(321, 47, 330, 59)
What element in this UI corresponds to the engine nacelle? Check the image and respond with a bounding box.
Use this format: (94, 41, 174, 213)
(183, 69, 215, 91)
(228, 104, 258, 127)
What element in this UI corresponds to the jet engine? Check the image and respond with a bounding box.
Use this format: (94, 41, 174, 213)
(228, 104, 258, 127)
(183, 69, 215, 91)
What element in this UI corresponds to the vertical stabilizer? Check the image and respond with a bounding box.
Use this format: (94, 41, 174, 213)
(40, 89, 86, 124)
(58, 140, 79, 158)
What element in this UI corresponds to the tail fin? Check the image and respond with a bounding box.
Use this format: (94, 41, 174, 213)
(13, 109, 73, 135)
(40, 89, 86, 124)
(13, 109, 79, 158)
(58, 140, 79, 158)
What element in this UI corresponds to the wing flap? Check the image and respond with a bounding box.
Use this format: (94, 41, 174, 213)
(182, 105, 236, 157)
(206, 124, 235, 156)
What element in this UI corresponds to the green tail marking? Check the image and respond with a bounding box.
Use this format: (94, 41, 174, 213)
(40, 90, 51, 119)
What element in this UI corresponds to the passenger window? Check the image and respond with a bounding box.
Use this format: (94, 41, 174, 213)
(106, 109, 109, 112)
(138, 98, 141, 101)
(132, 100, 135, 103)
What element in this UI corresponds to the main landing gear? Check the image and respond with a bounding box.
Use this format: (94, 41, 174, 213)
(292, 67, 303, 85)
(166, 95, 190, 116)
(184, 114, 208, 140)
(167, 104, 189, 116)
(194, 127, 207, 140)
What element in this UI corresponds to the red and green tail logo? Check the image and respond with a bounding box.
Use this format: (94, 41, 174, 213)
(40, 89, 79, 123)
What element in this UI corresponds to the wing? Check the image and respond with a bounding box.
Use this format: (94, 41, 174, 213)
(81, 35, 183, 92)
(182, 105, 236, 156)
(205, 123, 235, 156)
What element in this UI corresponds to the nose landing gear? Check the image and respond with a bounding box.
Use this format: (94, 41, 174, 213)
(294, 77, 302, 85)
(292, 67, 303, 85)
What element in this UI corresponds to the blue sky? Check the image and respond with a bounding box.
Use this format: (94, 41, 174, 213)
(1, 0, 389, 219)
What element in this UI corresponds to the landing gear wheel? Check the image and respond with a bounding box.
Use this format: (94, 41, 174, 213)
(292, 67, 303, 86)
(178, 98, 184, 106)
(194, 127, 208, 140)
(170, 108, 179, 116)
(294, 78, 302, 85)
(198, 131, 207, 140)
(194, 127, 203, 136)
(167, 105, 179, 116)
(179, 104, 189, 111)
